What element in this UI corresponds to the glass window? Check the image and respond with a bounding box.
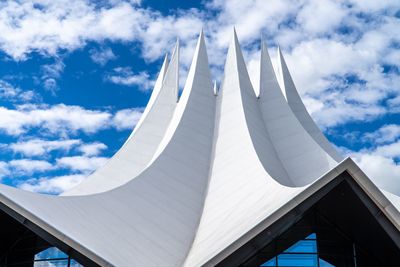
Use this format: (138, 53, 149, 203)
(34, 247, 83, 267)
(260, 233, 336, 267)
(319, 258, 335, 267)
(284, 240, 317, 253)
(34, 260, 69, 267)
(278, 254, 318, 267)
(70, 259, 84, 267)
(305, 233, 316, 240)
(261, 257, 277, 266)
(34, 247, 68, 260)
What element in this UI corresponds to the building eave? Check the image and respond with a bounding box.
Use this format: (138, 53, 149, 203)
(207, 157, 400, 266)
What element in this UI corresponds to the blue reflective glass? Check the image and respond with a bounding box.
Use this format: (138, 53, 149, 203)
(34, 259, 69, 267)
(319, 258, 335, 267)
(284, 240, 317, 253)
(70, 259, 85, 267)
(305, 233, 316, 239)
(34, 247, 68, 260)
(259, 233, 329, 267)
(261, 257, 277, 266)
(278, 254, 318, 267)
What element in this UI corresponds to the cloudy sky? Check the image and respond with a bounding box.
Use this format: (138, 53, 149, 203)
(0, 0, 398, 194)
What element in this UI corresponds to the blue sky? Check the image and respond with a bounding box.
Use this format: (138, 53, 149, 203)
(0, 0, 398, 194)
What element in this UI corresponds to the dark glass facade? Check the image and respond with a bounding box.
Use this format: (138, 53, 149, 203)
(261, 233, 333, 267)
(0, 205, 93, 267)
(218, 175, 400, 267)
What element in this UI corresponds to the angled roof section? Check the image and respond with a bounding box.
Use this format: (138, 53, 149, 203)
(0, 31, 216, 267)
(215, 157, 400, 266)
(258, 41, 337, 186)
(276, 47, 343, 162)
(182, 30, 343, 267)
(64, 43, 180, 196)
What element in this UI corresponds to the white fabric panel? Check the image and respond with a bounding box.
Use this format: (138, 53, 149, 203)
(0, 32, 215, 267)
(64, 44, 179, 196)
(258, 41, 337, 186)
(276, 47, 343, 162)
(183, 30, 317, 267)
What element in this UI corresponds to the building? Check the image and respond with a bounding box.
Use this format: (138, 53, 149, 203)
(0, 30, 399, 267)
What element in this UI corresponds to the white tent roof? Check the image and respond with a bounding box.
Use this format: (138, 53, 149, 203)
(276, 47, 343, 162)
(64, 43, 179, 196)
(0, 30, 399, 267)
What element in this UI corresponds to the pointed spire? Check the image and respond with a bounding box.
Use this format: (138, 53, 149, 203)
(276, 46, 289, 99)
(180, 28, 212, 98)
(257, 40, 339, 186)
(162, 39, 179, 102)
(150, 29, 214, 162)
(222, 28, 255, 96)
(154, 53, 169, 89)
(259, 39, 280, 98)
(276, 47, 343, 162)
(63, 50, 178, 196)
(213, 80, 218, 96)
(231, 27, 242, 60)
(124, 52, 170, 140)
(162, 53, 169, 72)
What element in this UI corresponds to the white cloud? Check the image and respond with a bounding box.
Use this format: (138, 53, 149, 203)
(40, 58, 65, 92)
(42, 78, 57, 92)
(78, 142, 107, 156)
(296, 0, 348, 35)
(363, 124, 400, 144)
(388, 96, 400, 113)
(0, 161, 10, 178)
(41, 58, 65, 79)
(206, 0, 299, 46)
(0, 79, 39, 102)
(308, 90, 386, 128)
(56, 156, 108, 173)
(0, 104, 111, 136)
(0, 0, 398, 193)
(347, 124, 400, 194)
(0, 2, 397, 130)
(0, 1, 145, 60)
(0, 104, 143, 137)
(106, 67, 154, 89)
(350, 0, 400, 13)
(352, 153, 400, 194)
(90, 47, 117, 65)
(203, 0, 400, 129)
(136, 11, 203, 63)
(373, 141, 400, 159)
(19, 174, 86, 194)
(9, 159, 54, 175)
(112, 108, 143, 130)
(9, 139, 82, 156)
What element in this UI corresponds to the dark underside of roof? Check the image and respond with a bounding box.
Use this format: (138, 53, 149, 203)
(217, 171, 400, 267)
(0, 202, 99, 267)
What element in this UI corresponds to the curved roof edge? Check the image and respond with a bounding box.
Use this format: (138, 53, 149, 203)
(0, 31, 216, 267)
(258, 40, 337, 186)
(63, 43, 179, 196)
(182, 30, 341, 267)
(276, 47, 343, 162)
